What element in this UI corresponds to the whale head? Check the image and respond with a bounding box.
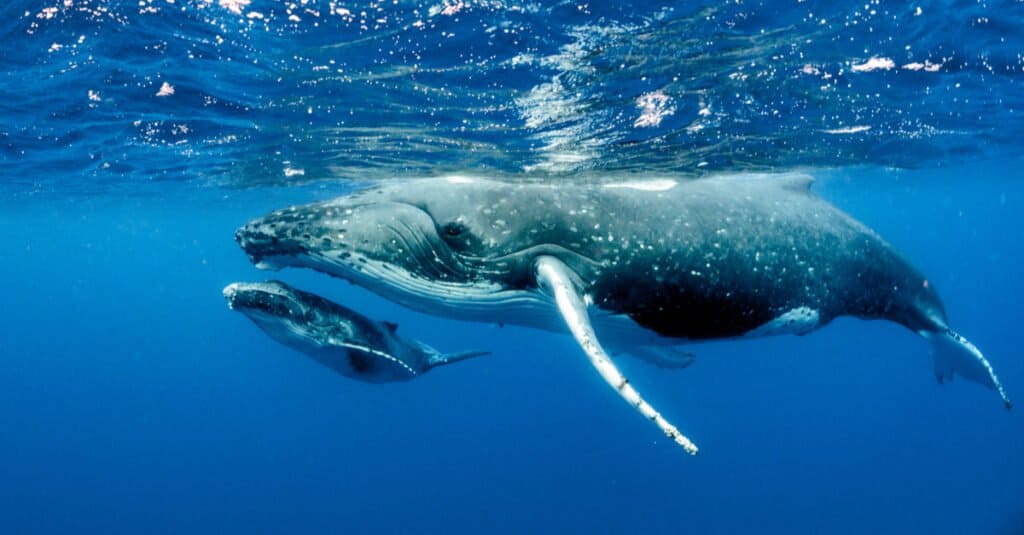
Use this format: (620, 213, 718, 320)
(235, 177, 600, 323)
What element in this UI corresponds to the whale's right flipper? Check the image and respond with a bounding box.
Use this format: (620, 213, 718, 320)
(924, 329, 1011, 410)
(534, 255, 699, 455)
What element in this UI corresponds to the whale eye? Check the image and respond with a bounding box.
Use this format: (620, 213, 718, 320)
(437, 219, 479, 251)
(442, 221, 466, 237)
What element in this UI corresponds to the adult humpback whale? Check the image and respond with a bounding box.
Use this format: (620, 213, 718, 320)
(235, 174, 1010, 454)
(224, 280, 486, 383)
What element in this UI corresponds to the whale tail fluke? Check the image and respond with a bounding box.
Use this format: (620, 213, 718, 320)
(414, 340, 489, 368)
(924, 329, 1011, 410)
(433, 350, 490, 366)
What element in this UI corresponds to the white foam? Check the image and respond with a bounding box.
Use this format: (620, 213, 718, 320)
(634, 91, 675, 128)
(851, 57, 895, 73)
(823, 125, 871, 134)
(155, 82, 175, 97)
(218, 0, 250, 15)
(902, 61, 942, 72)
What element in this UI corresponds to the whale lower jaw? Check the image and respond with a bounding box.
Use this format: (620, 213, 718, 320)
(233, 306, 321, 353)
(252, 251, 560, 329)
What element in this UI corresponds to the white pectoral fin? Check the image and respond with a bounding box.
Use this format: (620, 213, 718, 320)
(925, 329, 1011, 410)
(534, 255, 699, 455)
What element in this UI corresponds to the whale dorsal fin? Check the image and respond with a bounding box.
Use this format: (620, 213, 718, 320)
(382, 321, 399, 333)
(534, 255, 699, 455)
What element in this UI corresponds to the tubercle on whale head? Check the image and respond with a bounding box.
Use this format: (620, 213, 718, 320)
(222, 280, 312, 322)
(232, 179, 609, 322)
(234, 196, 496, 294)
(234, 215, 309, 268)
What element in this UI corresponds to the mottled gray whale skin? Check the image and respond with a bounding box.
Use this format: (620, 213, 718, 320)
(235, 174, 1009, 450)
(237, 175, 940, 337)
(224, 280, 485, 383)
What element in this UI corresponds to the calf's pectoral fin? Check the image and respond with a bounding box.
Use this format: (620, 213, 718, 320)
(534, 255, 699, 455)
(922, 329, 1011, 410)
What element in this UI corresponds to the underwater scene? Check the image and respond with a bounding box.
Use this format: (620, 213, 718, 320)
(2, 1, 1023, 533)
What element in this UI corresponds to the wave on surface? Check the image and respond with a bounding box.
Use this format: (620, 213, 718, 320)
(1, 0, 1022, 194)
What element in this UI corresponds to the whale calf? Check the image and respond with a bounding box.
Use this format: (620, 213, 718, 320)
(235, 174, 1010, 454)
(224, 280, 486, 383)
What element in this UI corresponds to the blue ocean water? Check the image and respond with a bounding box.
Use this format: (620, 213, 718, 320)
(2, 1, 1023, 533)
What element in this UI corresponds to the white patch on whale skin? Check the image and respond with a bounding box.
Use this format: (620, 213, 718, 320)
(444, 175, 480, 184)
(602, 179, 678, 192)
(745, 307, 821, 338)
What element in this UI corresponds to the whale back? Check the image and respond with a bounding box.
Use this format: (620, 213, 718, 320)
(573, 177, 948, 339)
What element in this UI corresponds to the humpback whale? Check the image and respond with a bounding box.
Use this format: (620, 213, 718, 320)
(235, 174, 1010, 454)
(224, 280, 486, 383)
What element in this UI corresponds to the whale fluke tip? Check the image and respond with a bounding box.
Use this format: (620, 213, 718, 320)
(925, 329, 1010, 410)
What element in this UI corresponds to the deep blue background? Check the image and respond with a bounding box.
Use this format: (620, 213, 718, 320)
(2, 0, 1024, 533)
(1, 164, 1021, 533)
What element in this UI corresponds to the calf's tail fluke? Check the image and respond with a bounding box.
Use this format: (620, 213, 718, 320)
(411, 340, 490, 367)
(923, 329, 1011, 410)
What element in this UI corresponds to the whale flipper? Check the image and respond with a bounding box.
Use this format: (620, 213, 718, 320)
(925, 329, 1011, 410)
(534, 255, 699, 455)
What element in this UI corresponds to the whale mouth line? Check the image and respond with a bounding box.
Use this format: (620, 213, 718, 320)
(223, 281, 310, 321)
(240, 244, 556, 329)
(232, 196, 575, 327)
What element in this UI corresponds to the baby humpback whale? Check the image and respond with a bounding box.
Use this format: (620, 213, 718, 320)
(224, 280, 486, 383)
(235, 174, 1010, 454)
